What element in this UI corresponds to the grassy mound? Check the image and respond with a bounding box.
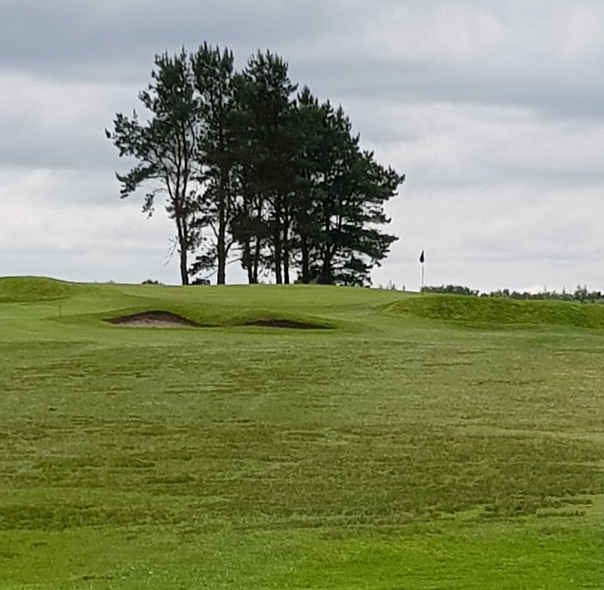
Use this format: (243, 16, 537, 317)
(0, 276, 79, 303)
(388, 294, 604, 329)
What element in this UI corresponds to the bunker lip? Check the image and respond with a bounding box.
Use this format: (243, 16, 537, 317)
(106, 311, 201, 328)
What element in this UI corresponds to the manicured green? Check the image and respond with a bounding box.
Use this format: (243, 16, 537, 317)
(0, 277, 602, 589)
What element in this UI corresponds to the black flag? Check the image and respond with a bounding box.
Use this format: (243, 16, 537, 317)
(419, 250, 425, 264)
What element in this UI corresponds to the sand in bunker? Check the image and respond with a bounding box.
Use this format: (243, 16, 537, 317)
(106, 311, 200, 328)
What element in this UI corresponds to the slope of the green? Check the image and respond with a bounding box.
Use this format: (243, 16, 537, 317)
(0, 279, 602, 589)
(388, 293, 604, 329)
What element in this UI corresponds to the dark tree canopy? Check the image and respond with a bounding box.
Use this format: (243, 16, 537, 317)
(107, 45, 404, 286)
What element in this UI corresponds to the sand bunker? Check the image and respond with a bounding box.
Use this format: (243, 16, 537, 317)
(106, 311, 200, 328)
(107, 311, 326, 330)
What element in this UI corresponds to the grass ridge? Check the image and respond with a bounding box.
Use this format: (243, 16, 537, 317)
(388, 294, 604, 329)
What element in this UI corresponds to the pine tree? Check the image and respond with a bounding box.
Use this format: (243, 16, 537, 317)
(289, 99, 404, 285)
(233, 50, 298, 284)
(190, 43, 238, 284)
(108, 45, 403, 286)
(106, 50, 200, 285)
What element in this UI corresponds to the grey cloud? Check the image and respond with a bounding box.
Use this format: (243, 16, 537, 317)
(0, 72, 138, 171)
(289, 55, 604, 124)
(2, 0, 604, 290)
(6, 1, 603, 120)
(0, 128, 114, 172)
(0, 0, 340, 81)
(282, 1, 604, 121)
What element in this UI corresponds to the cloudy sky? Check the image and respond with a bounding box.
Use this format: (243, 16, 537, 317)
(2, 0, 604, 292)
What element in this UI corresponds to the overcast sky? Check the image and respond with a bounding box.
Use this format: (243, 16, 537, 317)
(2, 0, 604, 292)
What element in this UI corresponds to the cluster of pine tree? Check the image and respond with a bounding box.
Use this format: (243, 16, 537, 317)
(107, 44, 405, 285)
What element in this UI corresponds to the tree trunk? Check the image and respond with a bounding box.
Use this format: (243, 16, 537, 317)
(216, 132, 230, 285)
(273, 198, 283, 284)
(240, 238, 253, 284)
(300, 237, 310, 283)
(319, 242, 333, 284)
(217, 198, 227, 285)
(282, 224, 290, 285)
(175, 214, 190, 286)
(274, 231, 283, 284)
(179, 250, 189, 285)
(252, 236, 261, 283)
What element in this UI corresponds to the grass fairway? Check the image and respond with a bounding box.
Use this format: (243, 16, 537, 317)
(0, 277, 602, 589)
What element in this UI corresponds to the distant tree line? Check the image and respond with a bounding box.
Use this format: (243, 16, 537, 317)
(423, 284, 604, 303)
(107, 44, 404, 286)
(421, 285, 479, 297)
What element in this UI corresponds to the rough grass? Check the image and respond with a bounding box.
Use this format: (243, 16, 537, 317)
(0, 278, 602, 589)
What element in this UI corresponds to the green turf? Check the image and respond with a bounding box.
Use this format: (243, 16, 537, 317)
(0, 277, 602, 588)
